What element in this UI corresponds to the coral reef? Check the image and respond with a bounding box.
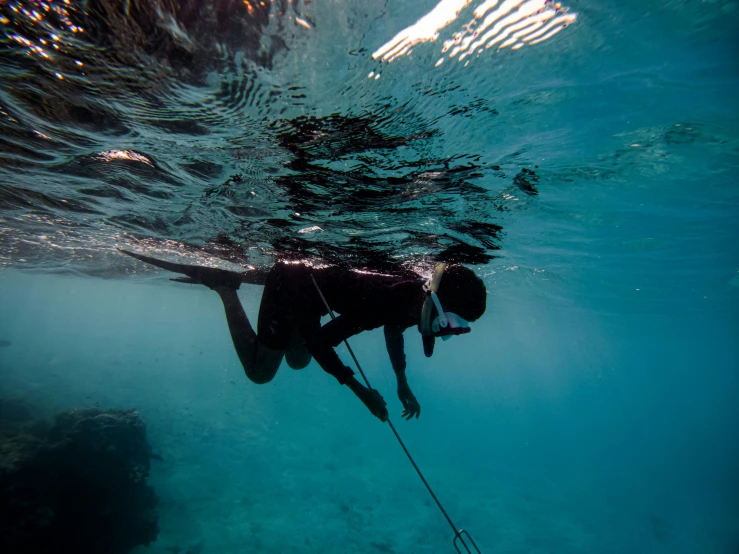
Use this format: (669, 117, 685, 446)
(0, 401, 159, 554)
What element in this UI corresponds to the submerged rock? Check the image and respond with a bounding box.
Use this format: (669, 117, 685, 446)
(0, 405, 159, 554)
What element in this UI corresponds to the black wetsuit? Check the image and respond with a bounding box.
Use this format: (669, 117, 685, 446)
(257, 263, 422, 383)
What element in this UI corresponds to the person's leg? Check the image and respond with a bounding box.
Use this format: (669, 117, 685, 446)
(285, 327, 312, 370)
(214, 287, 284, 384)
(286, 313, 323, 370)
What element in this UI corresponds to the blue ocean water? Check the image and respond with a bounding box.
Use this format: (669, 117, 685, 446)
(1, 0, 738, 553)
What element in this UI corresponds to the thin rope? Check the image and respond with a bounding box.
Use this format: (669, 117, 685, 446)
(310, 274, 470, 542)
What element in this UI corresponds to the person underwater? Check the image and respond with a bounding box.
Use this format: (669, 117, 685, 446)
(120, 250, 487, 422)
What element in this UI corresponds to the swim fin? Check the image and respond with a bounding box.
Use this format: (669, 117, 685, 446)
(119, 249, 268, 288)
(170, 277, 201, 285)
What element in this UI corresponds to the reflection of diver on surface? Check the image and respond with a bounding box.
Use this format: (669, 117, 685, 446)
(120, 250, 486, 422)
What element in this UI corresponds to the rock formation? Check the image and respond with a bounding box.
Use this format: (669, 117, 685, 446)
(0, 401, 159, 554)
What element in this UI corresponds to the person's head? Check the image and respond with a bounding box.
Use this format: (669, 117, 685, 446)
(417, 263, 487, 357)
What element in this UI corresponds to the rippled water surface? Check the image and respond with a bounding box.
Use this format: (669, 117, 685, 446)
(2, 0, 733, 281)
(1, 0, 738, 553)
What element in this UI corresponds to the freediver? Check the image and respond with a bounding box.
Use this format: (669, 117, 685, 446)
(121, 251, 486, 422)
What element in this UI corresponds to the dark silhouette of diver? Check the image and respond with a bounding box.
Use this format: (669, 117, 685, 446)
(121, 251, 487, 421)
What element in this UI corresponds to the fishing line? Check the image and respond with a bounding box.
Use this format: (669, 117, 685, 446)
(311, 275, 481, 553)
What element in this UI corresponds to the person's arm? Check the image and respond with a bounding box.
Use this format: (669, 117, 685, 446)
(304, 315, 388, 421)
(384, 324, 421, 420)
(383, 323, 407, 377)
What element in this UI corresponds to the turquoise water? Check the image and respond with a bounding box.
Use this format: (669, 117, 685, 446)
(1, 0, 738, 552)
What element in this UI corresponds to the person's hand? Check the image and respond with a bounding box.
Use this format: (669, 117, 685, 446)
(359, 386, 389, 422)
(397, 381, 421, 420)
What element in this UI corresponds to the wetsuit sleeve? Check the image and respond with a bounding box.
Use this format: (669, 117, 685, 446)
(305, 315, 368, 385)
(383, 324, 407, 375)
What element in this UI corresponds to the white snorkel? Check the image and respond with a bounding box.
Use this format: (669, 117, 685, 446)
(419, 263, 471, 357)
(420, 262, 447, 335)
